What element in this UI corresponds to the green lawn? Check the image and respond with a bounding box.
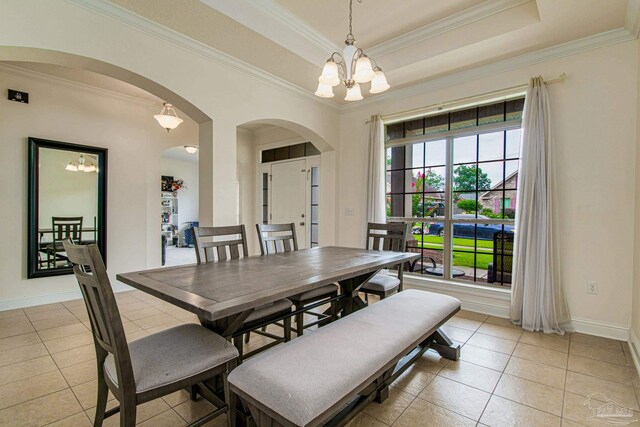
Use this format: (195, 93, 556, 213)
(410, 234, 493, 269)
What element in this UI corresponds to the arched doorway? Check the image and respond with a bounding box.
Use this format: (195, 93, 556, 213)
(236, 119, 334, 254)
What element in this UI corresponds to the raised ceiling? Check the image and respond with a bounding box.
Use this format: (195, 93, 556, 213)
(108, 0, 635, 104)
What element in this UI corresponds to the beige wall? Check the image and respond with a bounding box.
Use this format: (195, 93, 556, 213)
(632, 39, 640, 354)
(0, 66, 199, 307)
(338, 41, 639, 332)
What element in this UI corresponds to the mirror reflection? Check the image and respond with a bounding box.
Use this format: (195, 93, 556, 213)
(28, 138, 107, 278)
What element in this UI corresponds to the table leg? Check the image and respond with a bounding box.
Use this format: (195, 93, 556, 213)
(338, 271, 378, 316)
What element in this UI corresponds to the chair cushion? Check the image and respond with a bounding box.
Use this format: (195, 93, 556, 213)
(289, 285, 338, 302)
(246, 298, 292, 323)
(228, 290, 460, 426)
(361, 273, 400, 292)
(104, 324, 238, 393)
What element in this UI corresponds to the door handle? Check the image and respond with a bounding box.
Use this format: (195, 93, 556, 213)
(300, 222, 305, 226)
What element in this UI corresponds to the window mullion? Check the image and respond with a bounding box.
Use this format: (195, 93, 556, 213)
(443, 136, 453, 280)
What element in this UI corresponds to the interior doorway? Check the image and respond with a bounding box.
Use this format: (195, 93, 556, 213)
(161, 146, 199, 266)
(261, 156, 320, 249)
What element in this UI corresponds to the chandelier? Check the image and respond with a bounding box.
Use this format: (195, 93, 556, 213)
(315, 0, 390, 101)
(65, 154, 97, 173)
(154, 102, 183, 132)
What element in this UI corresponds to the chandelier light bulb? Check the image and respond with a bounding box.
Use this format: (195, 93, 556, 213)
(344, 83, 363, 101)
(370, 69, 390, 94)
(83, 164, 97, 173)
(319, 60, 340, 87)
(315, 80, 335, 98)
(353, 56, 375, 83)
(65, 162, 78, 172)
(312, 0, 389, 100)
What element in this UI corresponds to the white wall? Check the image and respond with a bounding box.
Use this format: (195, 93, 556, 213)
(338, 41, 639, 334)
(160, 156, 199, 231)
(0, 66, 199, 307)
(237, 128, 259, 255)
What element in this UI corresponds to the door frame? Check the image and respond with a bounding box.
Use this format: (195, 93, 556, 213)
(258, 155, 320, 248)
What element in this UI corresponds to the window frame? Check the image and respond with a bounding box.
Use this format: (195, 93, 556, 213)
(386, 118, 522, 285)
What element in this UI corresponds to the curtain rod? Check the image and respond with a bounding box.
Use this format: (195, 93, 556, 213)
(365, 73, 566, 125)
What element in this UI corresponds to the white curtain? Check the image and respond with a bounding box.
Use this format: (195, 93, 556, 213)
(510, 77, 571, 334)
(366, 115, 386, 223)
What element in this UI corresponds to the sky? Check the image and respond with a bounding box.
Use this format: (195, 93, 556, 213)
(387, 129, 522, 190)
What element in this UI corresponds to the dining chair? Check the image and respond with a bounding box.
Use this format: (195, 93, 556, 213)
(361, 222, 411, 300)
(256, 223, 338, 337)
(193, 225, 292, 360)
(46, 216, 83, 268)
(62, 240, 238, 427)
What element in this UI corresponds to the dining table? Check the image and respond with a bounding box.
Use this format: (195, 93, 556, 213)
(116, 246, 420, 338)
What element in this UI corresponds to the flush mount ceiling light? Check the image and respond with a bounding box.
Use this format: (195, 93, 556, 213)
(184, 145, 198, 154)
(315, 0, 390, 101)
(154, 102, 184, 132)
(65, 154, 97, 173)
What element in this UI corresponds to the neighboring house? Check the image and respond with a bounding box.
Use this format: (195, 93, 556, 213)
(479, 171, 518, 215)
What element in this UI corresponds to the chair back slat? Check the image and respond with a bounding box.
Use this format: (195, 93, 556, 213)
(256, 223, 298, 256)
(193, 226, 248, 264)
(493, 231, 514, 273)
(366, 222, 410, 252)
(52, 216, 84, 243)
(62, 240, 135, 395)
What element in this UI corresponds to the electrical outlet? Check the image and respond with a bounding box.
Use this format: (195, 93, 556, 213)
(587, 281, 598, 295)
(344, 208, 355, 216)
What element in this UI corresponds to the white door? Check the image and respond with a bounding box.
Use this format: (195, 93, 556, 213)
(271, 159, 308, 248)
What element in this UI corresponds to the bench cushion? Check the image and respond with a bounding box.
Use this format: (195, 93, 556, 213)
(228, 290, 460, 426)
(105, 324, 238, 393)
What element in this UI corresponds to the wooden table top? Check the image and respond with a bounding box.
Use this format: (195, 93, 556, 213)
(116, 246, 419, 321)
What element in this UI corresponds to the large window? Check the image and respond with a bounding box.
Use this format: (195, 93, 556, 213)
(386, 97, 524, 287)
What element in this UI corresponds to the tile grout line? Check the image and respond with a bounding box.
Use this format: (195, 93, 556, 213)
(0, 305, 87, 423)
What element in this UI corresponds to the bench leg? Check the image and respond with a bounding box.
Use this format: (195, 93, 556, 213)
(374, 386, 389, 404)
(431, 328, 461, 361)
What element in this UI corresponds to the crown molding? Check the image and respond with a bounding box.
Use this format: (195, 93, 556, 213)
(63, 0, 339, 112)
(0, 63, 162, 108)
(200, 0, 339, 65)
(626, 0, 640, 38)
(367, 0, 533, 58)
(340, 27, 635, 112)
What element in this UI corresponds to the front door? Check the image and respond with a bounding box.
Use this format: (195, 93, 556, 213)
(271, 159, 308, 248)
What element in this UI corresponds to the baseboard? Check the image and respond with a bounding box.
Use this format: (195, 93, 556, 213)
(404, 275, 511, 318)
(570, 317, 630, 341)
(0, 283, 133, 311)
(405, 275, 631, 341)
(629, 329, 640, 373)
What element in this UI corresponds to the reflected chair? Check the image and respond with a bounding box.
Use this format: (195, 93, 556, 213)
(46, 216, 83, 268)
(62, 240, 238, 427)
(487, 231, 514, 285)
(361, 222, 411, 300)
(193, 225, 292, 361)
(256, 223, 338, 337)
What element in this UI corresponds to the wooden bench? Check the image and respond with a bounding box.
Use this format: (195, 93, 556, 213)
(227, 289, 461, 427)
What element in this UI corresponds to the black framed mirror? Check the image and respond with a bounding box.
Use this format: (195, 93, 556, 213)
(28, 137, 107, 278)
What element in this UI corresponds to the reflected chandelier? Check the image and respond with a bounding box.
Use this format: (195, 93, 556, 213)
(315, 0, 390, 101)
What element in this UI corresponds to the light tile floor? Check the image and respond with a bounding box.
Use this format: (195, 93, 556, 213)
(0, 291, 638, 426)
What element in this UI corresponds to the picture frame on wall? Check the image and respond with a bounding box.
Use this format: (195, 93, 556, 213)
(161, 175, 173, 192)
